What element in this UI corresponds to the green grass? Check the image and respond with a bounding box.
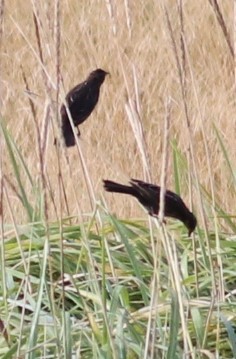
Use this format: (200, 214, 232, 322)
(1, 212, 236, 358)
(1, 118, 236, 358)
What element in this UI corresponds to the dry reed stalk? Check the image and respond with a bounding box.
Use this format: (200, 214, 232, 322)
(0, 0, 5, 42)
(177, 0, 186, 93)
(30, 10, 52, 222)
(167, 226, 194, 355)
(147, 95, 195, 357)
(53, 2, 66, 322)
(105, 0, 117, 36)
(182, 27, 225, 302)
(124, 0, 132, 37)
(22, 69, 52, 210)
(26, 2, 69, 340)
(125, 65, 151, 181)
(161, 5, 199, 356)
(208, 0, 234, 59)
(0, 142, 3, 220)
(164, 6, 201, 224)
(177, 0, 198, 298)
(0, 134, 6, 348)
(144, 99, 171, 359)
(54, 0, 61, 129)
(54, 53, 98, 223)
(125, 98, 151, 180)
(29, 1, 58, 221)
(202, 296, 216, 348)
(53, 2, 66, 345)
(0, 0, 4, 129)
(20, 3, 58, 221)
(52, 0, 72, 220)
(21, 67, 37, 122)
(51, 7, 108, 341)
(106, 0, 151, 181)
(159, 97, 171, 223)
(163, 3, 226, 353)
(234, 0, 236, 91)
(28, 1, 98, 224)
(187, 44, 224, 297)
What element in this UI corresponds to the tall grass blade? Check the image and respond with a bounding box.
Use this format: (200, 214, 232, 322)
(167, 292, 180, 359)
(0, 121, 35, 221)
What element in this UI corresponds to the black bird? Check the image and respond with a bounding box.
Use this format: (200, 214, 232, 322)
(61, 68, 109, 147)
(103, 179, 197, 236)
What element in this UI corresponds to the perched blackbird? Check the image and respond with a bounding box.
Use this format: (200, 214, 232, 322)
(103, 179, 197, 236)
(61, 68, 109, 147)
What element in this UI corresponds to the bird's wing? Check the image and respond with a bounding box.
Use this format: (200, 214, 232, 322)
(66, 82, 88, 106)
(130, 179, 159, 214)
(131, 179, 186, 206)
(130, 179, 189, 218)
(66, 81, 99, 121)
(130, 179, 160, 193)
(165, 189, 187, 206)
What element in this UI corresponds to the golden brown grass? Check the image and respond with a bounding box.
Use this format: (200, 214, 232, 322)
(1, 3, 236, 357)
(1, 0, 235, 229)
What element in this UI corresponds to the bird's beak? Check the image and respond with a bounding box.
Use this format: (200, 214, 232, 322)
(105, 71, 110, 76)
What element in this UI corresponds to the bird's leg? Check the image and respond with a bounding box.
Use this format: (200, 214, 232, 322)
(77, 127, 81, 137)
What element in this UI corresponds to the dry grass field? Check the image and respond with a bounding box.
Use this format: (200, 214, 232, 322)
(1, 1, 236, 357)
(1, 0, 235, 228)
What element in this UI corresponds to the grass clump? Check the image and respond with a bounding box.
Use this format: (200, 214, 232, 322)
(0, 212, 236, 358)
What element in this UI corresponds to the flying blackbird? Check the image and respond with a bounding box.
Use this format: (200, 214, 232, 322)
(61, 68, 109, 147)
(103, 179, 197, 236)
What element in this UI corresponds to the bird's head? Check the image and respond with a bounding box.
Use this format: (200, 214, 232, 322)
(89, 68, 110, 83)
(184, 212, 197, 236)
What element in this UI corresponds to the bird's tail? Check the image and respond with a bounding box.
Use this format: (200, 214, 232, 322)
(62, 120, 75, 147)
(103, 180, 137, 197)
